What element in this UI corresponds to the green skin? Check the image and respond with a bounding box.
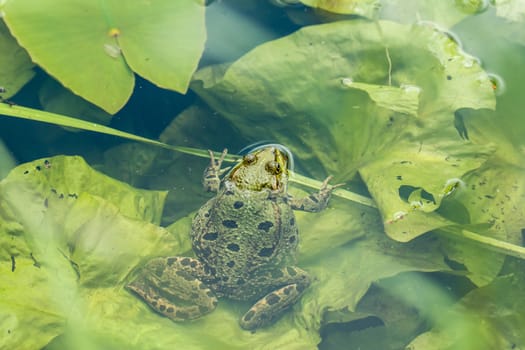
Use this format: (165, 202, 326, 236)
(127, 146, 339, 330)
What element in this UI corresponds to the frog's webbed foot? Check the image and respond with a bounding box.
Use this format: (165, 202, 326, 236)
(127, 257, 218, 321)
(240, 266, 310, 330)
(203, 148, 229, 193)
(289, 175, 344, 212)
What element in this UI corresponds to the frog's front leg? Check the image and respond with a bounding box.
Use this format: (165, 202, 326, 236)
(240, 266, 310, 330)
(127, 257, 218, 321)
(289, 175, 343, 212)
(203, 148, 229, 192)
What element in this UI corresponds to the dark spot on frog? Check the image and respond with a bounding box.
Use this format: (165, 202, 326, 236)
(271, 269, 284, 278)
(233, 201, 244, 209)
(222, 276, 229, 281)
(51, 188, 57, 194)
(226, 260, 235, 268)
(176, 310, 189, 319)
(203, 232, 218, 240)
(266, 293, 281, 305)
(258, 247, 274, 257)
(176, 270, 193, 281)
(236, 278, 245, 285)
(289, 235, 296, 243)
(11, 255, 15, 272)
(396, 175, 402, 180)
(190, 260, 197, 268)
(44, 198, 48, 208)
(35, 165, 41, 171)
(159, 304, 166, 311)
(296, 284, 307, 293)
(286, 267, 297, 276)
(199, 305, 210, 314)
(308, 194, 319, 203)
(225, 190, 234, 195)
(257, 221, 274, 232)
(59, 193, 64, 199)
(201, 247, 212, 258)
(283, 286, 294, 295)
(23, 170, 29, 174)
(198, 282, 208, 290)
(180, 257, 191, 266)
(206, 290, 214, 298)
(204, 265, 216, 276)
(227, 243, 240, 251)
(166, 306, 174, 313)
(447, 75, 452, 80)
(289, 217, 295, 226)
(204, 211, 210, 218)
(167, 257, 177, 266)
(222, 219, 238, 228)
(151, 300, 158, 307)
(243, 310, 255, 321)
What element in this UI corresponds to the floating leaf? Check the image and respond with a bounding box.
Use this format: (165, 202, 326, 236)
(1, 0, 206, 113)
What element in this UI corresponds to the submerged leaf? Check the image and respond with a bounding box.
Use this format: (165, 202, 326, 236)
(407, 272, 525, 349)
(0, 20, 34, 99)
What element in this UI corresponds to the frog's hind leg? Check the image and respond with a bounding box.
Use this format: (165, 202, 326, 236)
(127, 257, 218, 321)
(240, 266, 310, 330)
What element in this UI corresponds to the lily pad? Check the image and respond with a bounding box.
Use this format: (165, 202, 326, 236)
(0, 20, 34, 99)
(192, 20, 495, 236)
(1, 0, 206, 113)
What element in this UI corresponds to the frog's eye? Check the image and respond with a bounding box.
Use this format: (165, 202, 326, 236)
(265, 161, 282, 175)
(243, 153, 257, 165)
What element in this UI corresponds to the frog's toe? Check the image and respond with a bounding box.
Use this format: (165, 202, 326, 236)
(239, 283, 307, 330)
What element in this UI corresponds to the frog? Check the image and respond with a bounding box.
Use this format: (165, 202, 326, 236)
(127, 146, 341, 330)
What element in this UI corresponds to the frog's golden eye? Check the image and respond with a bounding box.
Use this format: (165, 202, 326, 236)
(265, 161, 282, 175)
(243, 153, 257, 165)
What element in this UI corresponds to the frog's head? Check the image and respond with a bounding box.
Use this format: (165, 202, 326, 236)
(228, 146, 289, 192)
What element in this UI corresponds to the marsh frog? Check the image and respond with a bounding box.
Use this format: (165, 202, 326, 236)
(127, 146, 340, 330)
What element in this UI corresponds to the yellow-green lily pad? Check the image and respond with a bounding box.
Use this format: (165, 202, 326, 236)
(1, 0, 206, 113)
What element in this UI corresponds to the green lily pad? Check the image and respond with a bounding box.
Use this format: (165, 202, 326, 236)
(192, 19, 495, 235)
(0, 20, 35, 99)
(1, 0, 206, 113)
(0, 155, 175, 349)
